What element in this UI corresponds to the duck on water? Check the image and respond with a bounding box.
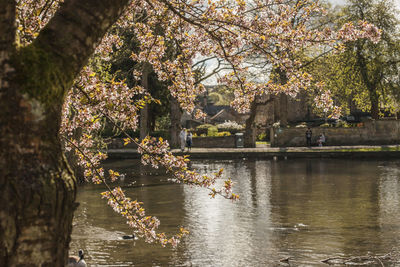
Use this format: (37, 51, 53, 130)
(67, 249, 87, 267)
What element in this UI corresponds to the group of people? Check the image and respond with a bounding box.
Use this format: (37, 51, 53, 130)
(305, 128, 326, 147)
(179, 128, 193, 152)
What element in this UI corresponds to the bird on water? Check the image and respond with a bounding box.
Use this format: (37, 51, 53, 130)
(67, 249, 87, 267)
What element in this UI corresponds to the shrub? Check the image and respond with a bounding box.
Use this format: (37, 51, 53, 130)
(216, 131, 231, 137)
(335, 120, 351, 128)
(207, 126, 218, 136)
(216, 120, 244, 130)
(257, 132, 267, 141)
(196, 124, 214, 129)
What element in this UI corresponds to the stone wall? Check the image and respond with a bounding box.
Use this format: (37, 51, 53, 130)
(109, 136, 237, 149)
(287, 92, 311, 122)
(271, 120, 400, 147)
(193, 136, 236, 148)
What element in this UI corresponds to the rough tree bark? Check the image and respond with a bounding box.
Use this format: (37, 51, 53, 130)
(0, 0, 15, 88)
(0, 0, 129, 266)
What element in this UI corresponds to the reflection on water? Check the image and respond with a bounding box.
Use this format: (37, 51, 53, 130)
(70, 159, 400, 266)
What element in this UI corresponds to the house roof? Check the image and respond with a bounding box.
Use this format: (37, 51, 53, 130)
(203, 105, 230, 116)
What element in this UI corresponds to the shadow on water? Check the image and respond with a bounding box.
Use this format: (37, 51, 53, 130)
(70, 158, 400, 266)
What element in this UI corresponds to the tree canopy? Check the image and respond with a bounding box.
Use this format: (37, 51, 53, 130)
(306, 0, 400, 118)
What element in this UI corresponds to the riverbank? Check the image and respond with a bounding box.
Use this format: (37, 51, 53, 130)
(107, 144, 400, 160)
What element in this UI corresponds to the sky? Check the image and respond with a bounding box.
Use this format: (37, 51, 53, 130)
(329, 0, 346, 5)
(329, 0, 400, 9)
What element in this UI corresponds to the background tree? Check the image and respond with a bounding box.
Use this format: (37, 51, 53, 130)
(108, 25, 170, 140)
(347, 0, 400, 119)
(307, 0, 400, 119)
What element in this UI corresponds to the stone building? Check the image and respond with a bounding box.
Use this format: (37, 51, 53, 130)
(254, 92, 312, 129)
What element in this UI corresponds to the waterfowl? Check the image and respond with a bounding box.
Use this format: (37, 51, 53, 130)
(122, 234, 135, 239)
(67, 249, 87, 267)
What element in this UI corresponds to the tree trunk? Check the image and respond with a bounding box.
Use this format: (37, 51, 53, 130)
(140, 64, 151, 140)
(278, 69, 288, 126)
(0, 0, 15, 91)
(369, 90, 379, 119)
(140, 105, 150, 139)
(0, 0, 130, 265)
(356, 41, 380, 120)
(0, 62, 77, 266)
(170, 97, 182, 148)
(244, 101, 257, 148)
(150, 113, 156, 132)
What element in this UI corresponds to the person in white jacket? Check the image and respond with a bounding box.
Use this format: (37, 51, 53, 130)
(179, 128, 187, 152)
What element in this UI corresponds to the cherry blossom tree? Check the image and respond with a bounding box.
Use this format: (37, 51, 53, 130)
(0, 0, 380, 265)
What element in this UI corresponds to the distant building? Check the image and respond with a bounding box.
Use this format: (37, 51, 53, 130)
(208, 106, 248, 124)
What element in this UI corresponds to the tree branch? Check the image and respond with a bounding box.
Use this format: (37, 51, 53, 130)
(0, 0, 15, 53)
(33, 0, 130, 82)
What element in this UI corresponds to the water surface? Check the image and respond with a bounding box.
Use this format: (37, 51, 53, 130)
(70, 158, 400, 266)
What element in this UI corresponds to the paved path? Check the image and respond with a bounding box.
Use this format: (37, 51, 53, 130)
(107, 144, 400, 160)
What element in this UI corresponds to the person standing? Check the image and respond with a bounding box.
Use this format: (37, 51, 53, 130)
(305, 127, 312, 147)
(186, 130, 193, 151)
(318, 133, 326, 147)
(179, 128, 186, 152)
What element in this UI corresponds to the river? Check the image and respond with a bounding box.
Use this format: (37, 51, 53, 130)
(69, 158, 400, 266)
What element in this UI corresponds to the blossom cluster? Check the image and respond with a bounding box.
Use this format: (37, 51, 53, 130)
(16, 0, 61, 44)
(313, 83, 342, 119)
(138, 136, 239, 200)
(101, 187, 189, 247)
(61, 66, 149, 183)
